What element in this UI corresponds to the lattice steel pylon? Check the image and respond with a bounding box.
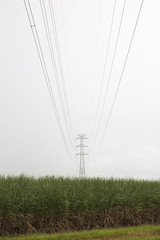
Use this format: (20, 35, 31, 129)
(76, 134, 88, 178)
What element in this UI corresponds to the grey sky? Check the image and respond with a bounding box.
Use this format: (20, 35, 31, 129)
(0, 0, 160, 179)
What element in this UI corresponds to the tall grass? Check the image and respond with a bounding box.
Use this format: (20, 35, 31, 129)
(0, 175, 160, 216)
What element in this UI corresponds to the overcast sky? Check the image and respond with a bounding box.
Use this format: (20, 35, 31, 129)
(0, 0, 160, 179)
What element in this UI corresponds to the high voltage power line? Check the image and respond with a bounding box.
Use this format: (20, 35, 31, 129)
(60, 0, 76, 136)
(92, 0, 144, 161)
(87, 0, 101, 135)
(39, 0, 74, 148)
(91, 0, 127, 146)
(23, 0, 144, 172)
(23, 0, 73, 161)
(90, 0, 117, 141)
(48, 0, 74, 139)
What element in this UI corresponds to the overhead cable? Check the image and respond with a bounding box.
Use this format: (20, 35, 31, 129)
(39, 0, 74, 148)
(87, 0, 102, 136)
(92, 0, 127, 146)
(90, 0, 117, 141)
(92, 0, 144, 161)
(48, 0, 74, 139)
(23, 0, 73, 161)
(60, 0, 76, 135)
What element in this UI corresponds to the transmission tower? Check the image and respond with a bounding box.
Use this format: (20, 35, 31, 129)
(76, 134, 88, 178)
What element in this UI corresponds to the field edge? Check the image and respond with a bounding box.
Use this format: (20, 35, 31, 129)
(1, 225, 160, 240)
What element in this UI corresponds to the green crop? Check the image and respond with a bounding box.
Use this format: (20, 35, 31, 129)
(0, 175, 160, 216)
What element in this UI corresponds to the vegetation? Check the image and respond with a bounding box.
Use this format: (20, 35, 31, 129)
(0, 225, 160, 240)
(1, 175, 160, 215)
(0, 175, 160, 235)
